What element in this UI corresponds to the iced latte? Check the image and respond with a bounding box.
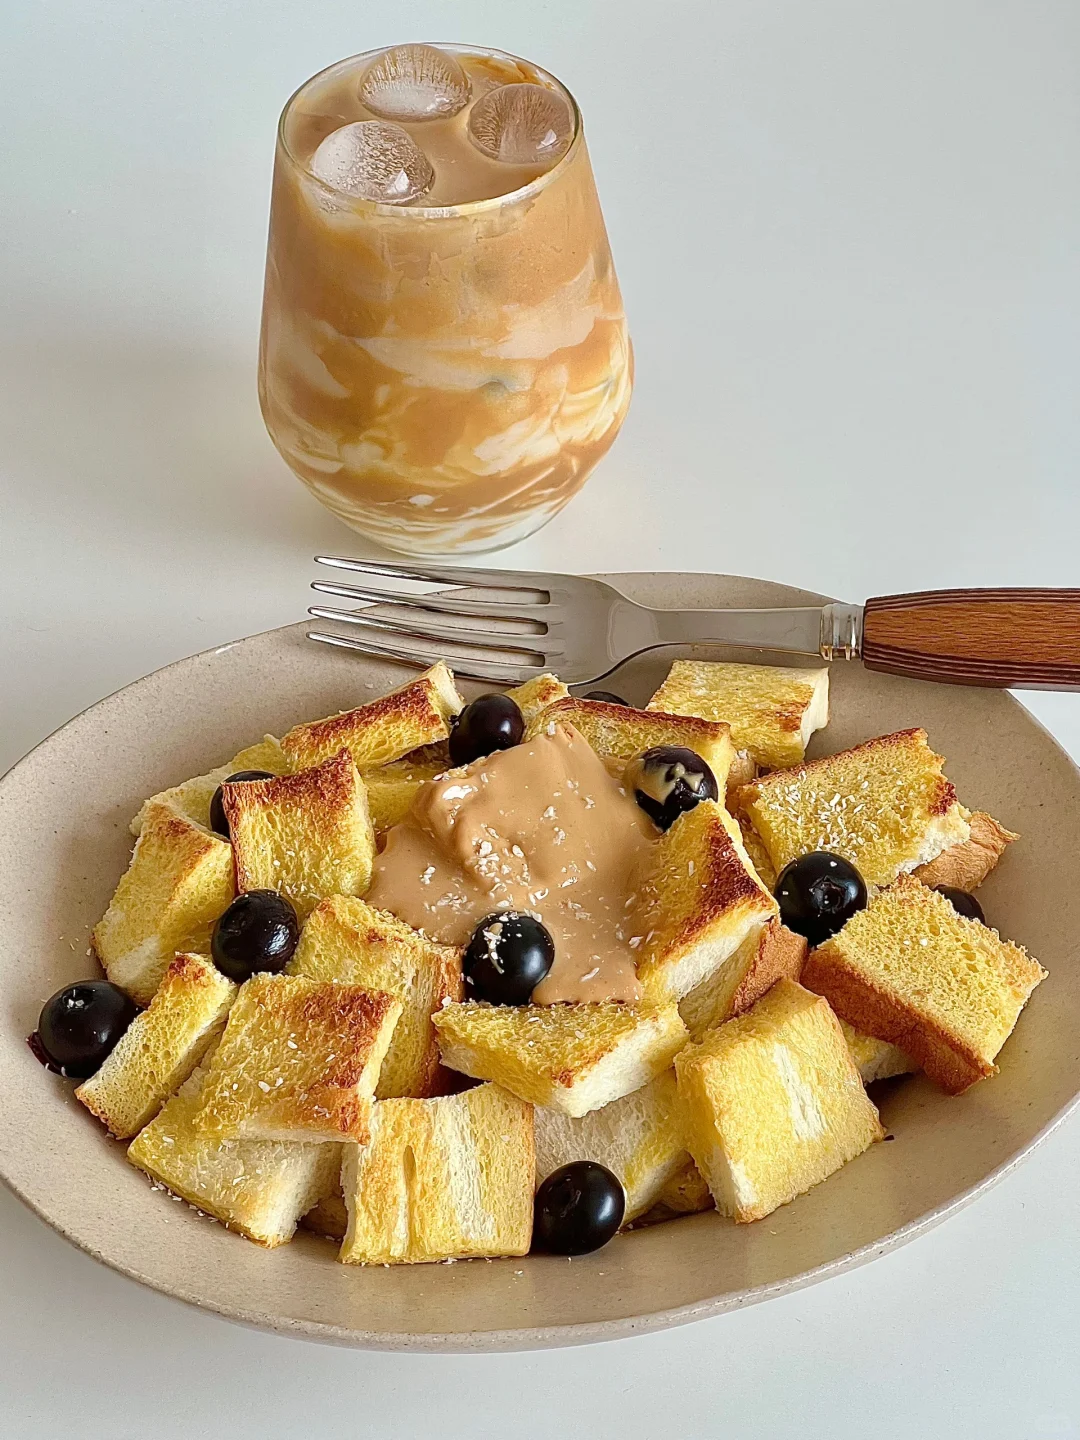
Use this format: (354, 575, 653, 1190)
(258, 45, 632, 554)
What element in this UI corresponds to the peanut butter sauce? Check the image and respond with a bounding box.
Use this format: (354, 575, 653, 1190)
(366, 724, 656, 1002)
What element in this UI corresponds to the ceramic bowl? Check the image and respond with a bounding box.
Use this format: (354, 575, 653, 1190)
(1, 574, 1077, 1351)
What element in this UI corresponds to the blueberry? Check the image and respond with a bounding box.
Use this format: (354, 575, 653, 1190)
(533, 1161, 625, 1255)
(624, 745, 718, 832)
(211, 890, 299, 982)
(776, 851, 867, 945)
(463, 912, 555, 1005)
(935, 886, 985, 923)
(209, 770, 276, 839)
(449, 694, 524, 766)
(584, 690, 629, 706)
(33, 980, 138, 1078)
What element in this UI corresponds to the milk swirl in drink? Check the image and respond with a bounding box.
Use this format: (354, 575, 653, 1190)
(259, 45, 633, 554)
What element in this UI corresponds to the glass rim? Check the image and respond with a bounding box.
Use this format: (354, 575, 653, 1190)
(277, 42, 584, 219)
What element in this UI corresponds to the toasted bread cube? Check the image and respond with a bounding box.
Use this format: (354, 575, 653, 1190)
(506, 673, 571, 722)
(534, 1070, 689, 1222)
(524, 697, 736, 792)
(433, 1000, 687, 1117)
(128, 1064, 341, 1247)
(838, 1019, 918, 1085)
(737, 811, 777, 890)
(339, 1083, 534, 1265)
(647, 661, 830, 771)
(192, 974, 402, 1143)
(302, 1189, 349, 1242)
(280, 663, 464, 772)
(76, 954, 236, 1138)
(94, 803, 235, 1005)
(803, 874, 1046, 1094)
(641, 1157, 715, 1221)
(363, 755, 447, 836)
(675, 979, 884, 1223)
(223, 752, 375, 920)
(725, 748, 758, 796)
(678, 919, 807, 1039)
(912, 810, 1018, 892)
(634, 800, 779, 1003)
(129, 736, 287, 836)
(289, 895, 463, 1099)
(738, 728, 970, 889)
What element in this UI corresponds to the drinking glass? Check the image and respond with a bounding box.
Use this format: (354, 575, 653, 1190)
(258, 44, 633, 555)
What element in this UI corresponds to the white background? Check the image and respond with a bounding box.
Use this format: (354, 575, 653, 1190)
(2, 2, 1079, 1435)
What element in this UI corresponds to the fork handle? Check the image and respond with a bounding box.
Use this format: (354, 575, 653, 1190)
(861, 588, 1080, 690)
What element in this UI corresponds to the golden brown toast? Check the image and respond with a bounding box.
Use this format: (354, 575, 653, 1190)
(363, 754, 448, 836)
(647, 661, 829, 770)
(633, 799, 778, 1002)
(678, 919, 807, 1039)
(280, 662, 463, 772)
(339, 1083, 534, 1265)
(803, 874, 1046, 1094)
(93, 802, 235, 1005)
(533, 1070, 689, 1222)
(675, 979, 884, 1222)
(288, 894, 463, 1099)
(76, 953, 236, 1138)
(223, 752, 375, 919)
(432, 1000, 688, 1117)
(128, 1061, 341, 1248)
(912, 810, 1018, 891)
(637, 1156, 715, 1221)
(129, 736, 288, 836)
(737, 811, 778, 890)
(524, 697, 736, 792)
(838, 1019, 918, 1085)
(506, 672, 571, 721)
(738, 728, 970, 888)
(192, 973, 402, 1143)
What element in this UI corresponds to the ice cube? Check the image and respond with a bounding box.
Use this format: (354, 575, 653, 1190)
(359, 44, 470, 121)
(467, 83, 573, 166)
(310, 121, 434, 205)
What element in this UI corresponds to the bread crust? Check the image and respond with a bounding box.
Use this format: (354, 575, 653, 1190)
(675, 980, 883, 1222)
(803, 947, 987, 1093)
(339, 1084, 534, 1264)
(193, 974, 402, 1142)
(738, 728, 968, 888)
(646, 661, 830, 769)
(803, 875, 1046, 1094)
(525, 697, 735, 789)
(728, 921, 808, 1017)
(636, 800, 778, 1001)
(289, 895, 463, 1099)
(93, 801, 235, 1005)
(281, 663, 463, 772)
(432, 1000, 688, 1117)
(223, 751, 375, 918)
(76, 952, 236, 1138)
(912, 810, 1018, 891)
(128, 1064, 342, 1247)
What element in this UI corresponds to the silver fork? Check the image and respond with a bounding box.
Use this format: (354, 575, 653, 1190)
(307, 556, 1080, 691)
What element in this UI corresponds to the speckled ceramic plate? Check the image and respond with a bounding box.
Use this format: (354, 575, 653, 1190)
(1, 573, 1077, 1351)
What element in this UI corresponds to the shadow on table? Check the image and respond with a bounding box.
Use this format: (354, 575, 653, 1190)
(0, 331, 360, 561)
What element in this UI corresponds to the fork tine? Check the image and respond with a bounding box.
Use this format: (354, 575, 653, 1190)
(310, 578, 552, 620)
(314, 554, 558, 592)
(307, 630, 542, 683)
(308, 605, 557, 660)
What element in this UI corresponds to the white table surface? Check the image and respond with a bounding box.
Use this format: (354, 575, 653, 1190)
(2, 2, 1079, 1434)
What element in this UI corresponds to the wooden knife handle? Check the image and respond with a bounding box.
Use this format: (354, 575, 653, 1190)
(862, 589, 1080, 690)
